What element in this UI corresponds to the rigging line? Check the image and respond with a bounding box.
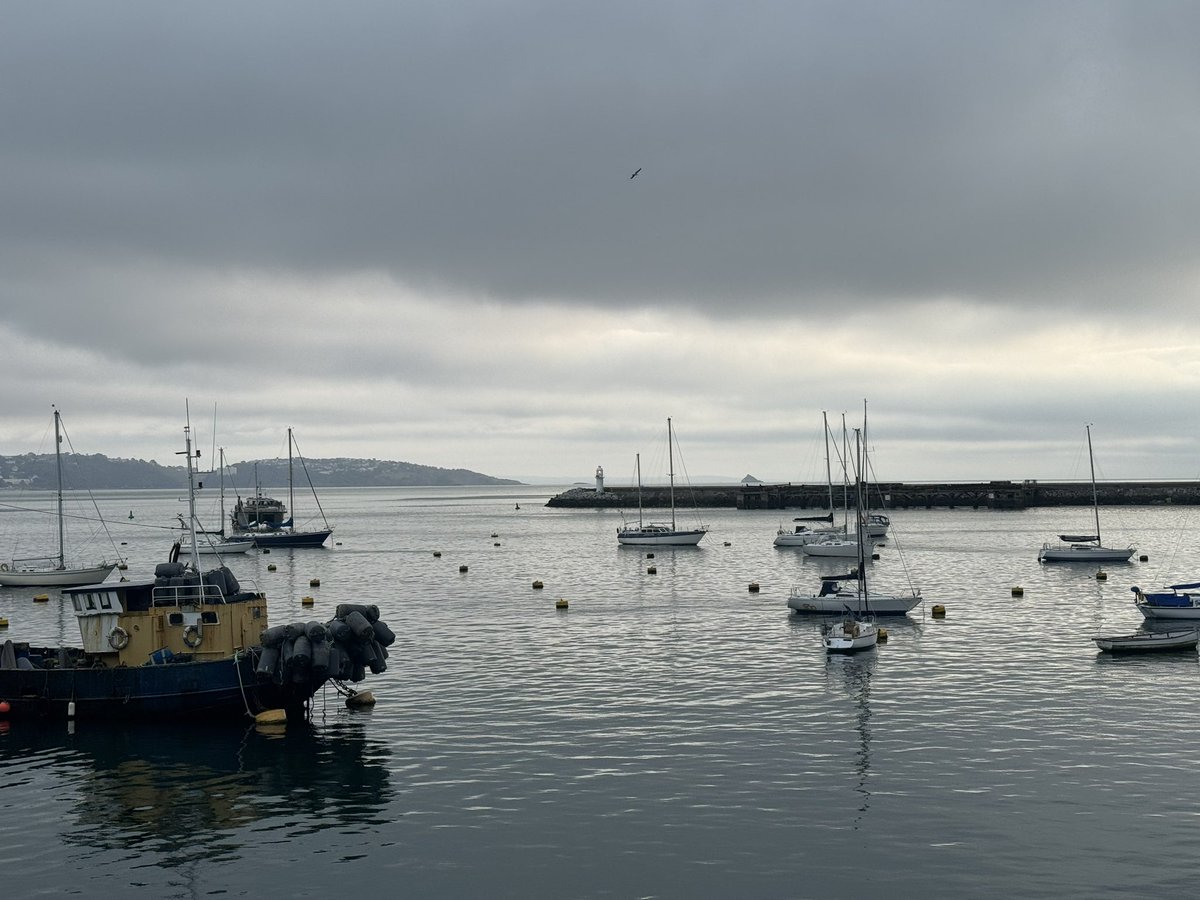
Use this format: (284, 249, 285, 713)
(288, 433, 331, 528)
(45, 413, 124, 558)
(0, 500, 196, 533)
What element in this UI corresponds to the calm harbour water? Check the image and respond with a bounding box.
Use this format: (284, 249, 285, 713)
(2, 485, 1200, 898)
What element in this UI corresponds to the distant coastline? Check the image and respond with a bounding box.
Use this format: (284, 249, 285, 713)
(0, 452, 519, 491)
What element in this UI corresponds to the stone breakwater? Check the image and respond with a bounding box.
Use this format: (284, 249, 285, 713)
(545, 480, 1200, 510)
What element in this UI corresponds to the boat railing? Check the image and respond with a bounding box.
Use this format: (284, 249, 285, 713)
(152, 582, 229, 606)
(10, 555, 62, 570)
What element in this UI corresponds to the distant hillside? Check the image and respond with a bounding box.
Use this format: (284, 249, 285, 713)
(0, 453, 519, 490)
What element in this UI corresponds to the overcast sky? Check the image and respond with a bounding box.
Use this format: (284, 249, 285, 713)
(2, 1, 1199, 484)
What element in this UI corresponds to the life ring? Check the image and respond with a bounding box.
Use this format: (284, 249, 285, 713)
(108, 626, 130, 650)
(0, 563, 7, 571)
(182, 624, 203, 648)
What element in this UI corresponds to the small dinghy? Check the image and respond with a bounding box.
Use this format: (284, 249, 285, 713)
(1091, 629, 1200, 653)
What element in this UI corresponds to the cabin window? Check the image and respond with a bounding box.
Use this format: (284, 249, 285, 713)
(200, 611, 219, 625)
(86, 594, 97, 610)
(72, 596, 82, 612)
(167, 612, 184, 626)
(100, 593, 113, 610)
(252, 607, 262, 619)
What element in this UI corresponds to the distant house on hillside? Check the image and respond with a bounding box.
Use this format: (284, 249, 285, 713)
(740, 475, 763, 484)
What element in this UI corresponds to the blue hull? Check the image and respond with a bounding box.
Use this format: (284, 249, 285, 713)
(0, 649, 317, 721)
(241, 529, 332, 548)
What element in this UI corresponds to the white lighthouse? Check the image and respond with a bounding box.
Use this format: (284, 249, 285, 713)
(595, 465, 605, 493)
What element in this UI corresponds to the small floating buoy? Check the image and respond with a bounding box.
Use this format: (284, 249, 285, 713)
(931, 604, 946, 618)
(120, 541, 128, 546)
(724, 542, 732, 547)
(459, 565, 468, 573)
(1139, 555, 1148, 562)
(0, 699, 10, 714)
(67, 700, 75, 718)
(494, 542, 500, 547)
(1096, 571, 1107, 581)
(555, 598, 569, 609)
(871, 553, 880, 560)
(335, 542, 342, 546)
(515, 503, 521, 510)
(1011, 586, 1024, 597)
(309, 578, 320, 587)
(347, 690, 376, 708)
(647, 566, 657, 575)
(262, 548, 271, 554)
(748, 582, 760, 593)
(491, 532, 498, 538)
(532, 580, 544, 589)
(255, 708, 287, 725)
(646, 553, 655, 559)
(267, 564, 277, 572)
(33, 594, 49, 603)
(433, 551, 442, 557)
(128, 511, 134, 519)
(117, 562, 128, 571)
(877, 627, 889, 642)
(0, 617, 8, 628)
(301, 596, 314, 606)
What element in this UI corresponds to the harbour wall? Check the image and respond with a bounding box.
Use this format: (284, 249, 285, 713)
(545, 480, 1200, 510)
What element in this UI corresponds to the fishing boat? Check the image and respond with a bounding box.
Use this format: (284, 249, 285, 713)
(820, 409, 878, 653)
(185, 448, 253, 555)
(0, 408, 122, 587)
(1092, 628, 1199, 652)
(229, 429, 334, 548)
(1038, 426, 1135, 563)
(1131, 584, 1200, 620)
(0, 418, 391, 722)
(775, 412, 846, 548)
(617, 419, 708, 546)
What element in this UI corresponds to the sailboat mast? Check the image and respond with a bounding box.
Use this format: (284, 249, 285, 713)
(218, 448, 226, 537)
(854, 424, 867, 608)
(1086, 424, 1100, 543)
(288, 427, 295, 536)
(667, 417, 677, 531)
(822, 410, 834, 518)
(636, 453, 644, 527)
(53, 407, 65, 570)
(182, 423, 202, 573)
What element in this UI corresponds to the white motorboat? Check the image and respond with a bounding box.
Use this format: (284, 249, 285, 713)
(1092, 629, 1199, 652)
(1132, 584, 1200, 620)
(0, 408, 121, 587)
(1038, 426, 1134, 563)
(617, 419, 708, 547)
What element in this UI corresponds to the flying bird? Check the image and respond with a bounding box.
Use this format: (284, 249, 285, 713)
(629, 167, 642, 179)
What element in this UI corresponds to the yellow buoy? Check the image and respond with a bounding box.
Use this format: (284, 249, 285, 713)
(1139, 555, 1148, 562)
(347, 690, 377, 708)
(1011, 586, 1024, 597)
(748, 582, 760, 593)
(117, 562, 128, 571)
(555, 598, 569, 609)
(646, 553, 655, 559)
(309, 578, 320, 587)
(33, 594, 49, 603)
(0, 617, 9, 628)
(255, 708, 288, 725)
(931, 604, 946, 618)
(532, 580, 544, 589)
(301, 596, 314, 606)
(647, 566, 657, 575)
(267, 563, 277, 571)
(1096, 571, 1107, 581)
(877, 627, 889, 642)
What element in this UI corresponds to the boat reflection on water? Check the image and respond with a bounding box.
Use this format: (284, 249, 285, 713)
(0, 717, 393, 865)
(824, 651, 875, 828)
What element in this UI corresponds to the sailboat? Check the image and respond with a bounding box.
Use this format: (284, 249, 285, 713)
(789, 405, 923, 617)
(229, 428, 333, 548)
(1038, 425, 1135, 563)
(0, 408, 121, 587)
(821, 419, 878, 653)
(802, 414, 863, 558)
(187, 449, 253, 555)
(617, 418, 708, 546)
(774, 411, 847, 548)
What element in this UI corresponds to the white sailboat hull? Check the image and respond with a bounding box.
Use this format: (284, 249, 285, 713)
(1038, 544, 1135, 563)
(773, 528, 843, 547)
(801, 539, 859, 558)
(822, 619, 878, 652)
(0, 562, 116, 588)
(788, 590, 922, 616)
(195, 540, 254, 555)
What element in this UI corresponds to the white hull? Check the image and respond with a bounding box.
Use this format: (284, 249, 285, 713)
(0, 562, 116, 588)
(195, 540, 254, 555)
(1039, 544, 1135, 563)
(774, 528, 843, 547)
(1093, 629, 1199, 652)
(822, 618, 878, 652)
(617, 528, 707, 547)
(801, 540, 859, 558)
(788, 590, 922, 616)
